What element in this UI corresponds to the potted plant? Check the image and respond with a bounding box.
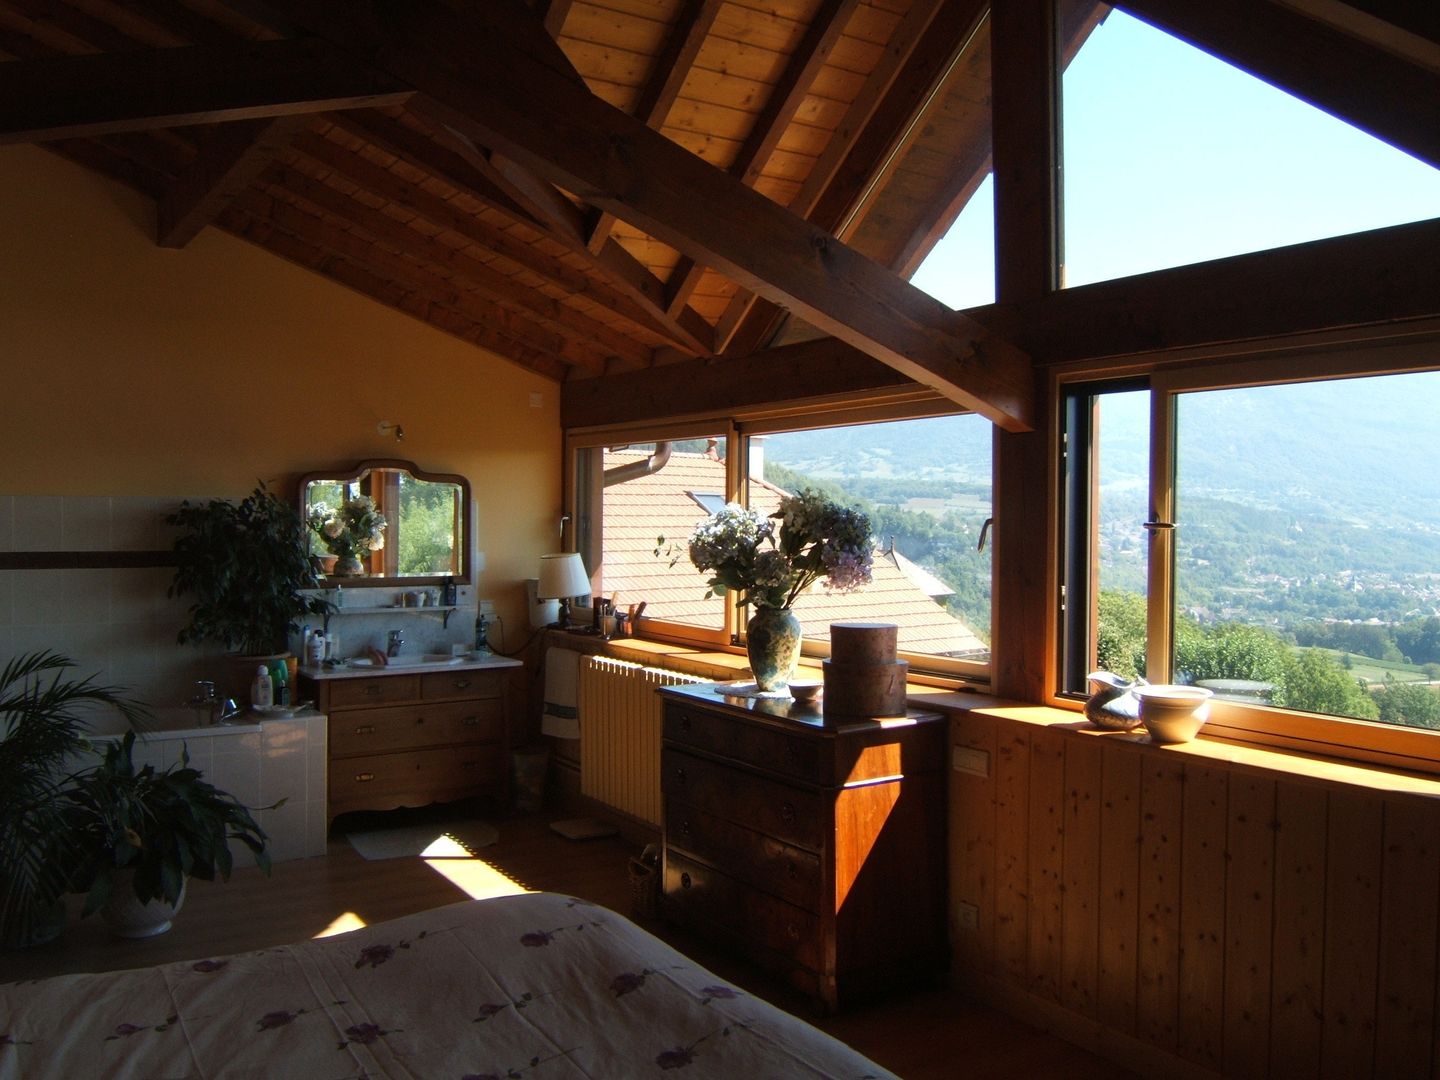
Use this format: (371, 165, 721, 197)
(167, 482, 331, 692)
(0, 651, 149, 948)
(64, 731, 275, 938)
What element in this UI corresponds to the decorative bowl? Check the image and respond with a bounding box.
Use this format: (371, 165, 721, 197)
(788, 679, 823, 702)
(1134, 684, 1213, 744)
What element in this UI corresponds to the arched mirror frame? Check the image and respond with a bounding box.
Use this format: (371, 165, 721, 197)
(297, 458, 472, 586)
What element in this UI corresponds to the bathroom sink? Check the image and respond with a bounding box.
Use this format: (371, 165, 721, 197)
(380, 654, 464, 667)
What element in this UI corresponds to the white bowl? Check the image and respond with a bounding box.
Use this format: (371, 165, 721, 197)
(788, 679, 823, 702)
(1135, 684, 1213, 744)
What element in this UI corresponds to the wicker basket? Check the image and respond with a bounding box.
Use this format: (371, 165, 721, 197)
(628, 857, 661, 920)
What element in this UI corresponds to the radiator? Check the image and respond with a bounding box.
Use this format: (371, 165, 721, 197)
(577, 656, 704, 826)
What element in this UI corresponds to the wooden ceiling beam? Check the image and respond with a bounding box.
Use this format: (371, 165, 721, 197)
(718, 0, 984, 355)
(334, 111, 716, 356)
(156, 113, 314, 248)
(270, 164, 648, 370)
(663, 0, 862, 327)
(280, 0, 1032, 429)
(587, 0, 725, 254)
(291, 130, 671, 343)
(0, 39, 412, 144)
(1123, 0, 1440, 169)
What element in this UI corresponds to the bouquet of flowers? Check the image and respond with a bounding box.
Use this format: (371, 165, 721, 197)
(678, 489, 874, 610)
(307, 496, 387, 561)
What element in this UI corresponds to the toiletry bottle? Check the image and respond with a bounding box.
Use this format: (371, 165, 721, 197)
(307, 630, 326, 666)
(252, 664, 273, 710)
(442, 575, 457, 606)
(272, 661, 290, 708)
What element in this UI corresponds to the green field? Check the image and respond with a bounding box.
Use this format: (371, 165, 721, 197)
(1311, 648, 1434, 686)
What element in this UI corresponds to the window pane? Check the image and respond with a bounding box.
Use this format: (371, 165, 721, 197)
(1173, 373, 1440, 731)
(578, 438, 729, 632)
(1061, 7, 1440, 288)
(759, 415, 991, 665)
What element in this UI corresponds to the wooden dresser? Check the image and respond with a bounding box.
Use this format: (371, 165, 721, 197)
(658, 682, 947, 1012)
(301, 659, 519, 824)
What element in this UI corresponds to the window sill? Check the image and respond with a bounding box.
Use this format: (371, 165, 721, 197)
(913, 688, 1440, 798)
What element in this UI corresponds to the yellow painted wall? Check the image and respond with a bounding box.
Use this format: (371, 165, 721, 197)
(0, 144, 561, 634)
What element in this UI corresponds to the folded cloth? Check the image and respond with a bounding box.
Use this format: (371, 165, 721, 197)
(541, 647, 581, 738)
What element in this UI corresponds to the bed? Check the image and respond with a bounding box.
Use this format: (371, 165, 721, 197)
(0, 892, 896, 1078)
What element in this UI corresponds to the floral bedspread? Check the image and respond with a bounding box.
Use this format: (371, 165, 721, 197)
(0, 892, 894, 1079)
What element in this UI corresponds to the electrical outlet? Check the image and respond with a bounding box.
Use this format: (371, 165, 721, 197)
(955, 901, 979, 932)
(952, 745, 990, 778)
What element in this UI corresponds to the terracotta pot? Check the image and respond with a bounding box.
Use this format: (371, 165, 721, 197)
(746, 607, 802, 692)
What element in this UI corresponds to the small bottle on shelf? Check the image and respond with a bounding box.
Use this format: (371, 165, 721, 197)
(251, 664, 273, 710)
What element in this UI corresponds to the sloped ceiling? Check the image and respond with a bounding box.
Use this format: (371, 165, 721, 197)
(0, 0, 1435, 430)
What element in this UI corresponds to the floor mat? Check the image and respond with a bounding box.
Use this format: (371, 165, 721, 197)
(346, 819, 499, 860)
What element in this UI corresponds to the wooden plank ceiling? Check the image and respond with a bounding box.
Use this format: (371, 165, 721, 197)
(0, 0, 1434, 430)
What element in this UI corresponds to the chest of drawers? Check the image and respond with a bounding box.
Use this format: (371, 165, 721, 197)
(302, 662, 517, 824)
(658, 683, 947, 1012)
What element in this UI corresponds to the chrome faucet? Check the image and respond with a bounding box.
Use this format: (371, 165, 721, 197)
(387, 628, 406, 658)
(188, 680, 219, 725)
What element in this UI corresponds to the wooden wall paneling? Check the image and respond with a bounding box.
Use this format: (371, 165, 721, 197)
(1177, 764, 1227, 1071)
(994, 724, 1031, 981)
(1097, 744, 1142, 1036)
(1221, 772, 1276, 1078)
(1269, 780, 1327, 1079)
(1374, 795, 1440, 1079)
(1320, 789, 1382, 1080)
(1026, 727, 1066, 1002)
(949, 711, 998, 984)
(1060, 739, 1101, 1017)
(1136, 756, 1185, 1050)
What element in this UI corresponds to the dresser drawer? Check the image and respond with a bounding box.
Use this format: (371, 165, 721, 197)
(329, 745, 505, 807)
(327, 674, 422, 709)
(665, 849, 821, 971)
(421, 669, 504, 702)
(663, 702, 824, 782)
(329, 699, 505, 757)
(662, 747, 826, 851)
(665, 798, 822, 912)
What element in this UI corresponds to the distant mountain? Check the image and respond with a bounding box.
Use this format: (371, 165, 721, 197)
(762, 415, 992, 485)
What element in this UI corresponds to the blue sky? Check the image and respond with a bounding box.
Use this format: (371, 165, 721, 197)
(909, 8, 1440, 307)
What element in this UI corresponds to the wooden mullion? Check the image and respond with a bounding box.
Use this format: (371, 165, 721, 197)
(219, 206, 568, 379)
(157, 113, 315, 248)
(990, 0, 1061, 304)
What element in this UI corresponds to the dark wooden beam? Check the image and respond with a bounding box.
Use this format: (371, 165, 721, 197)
(1123, 0, 1440, 169)
(971, 217, 1440, 365)
(283, 1, 1031, 428)
(560, 337, 920, 429)
(157, 114, 314, 248)
(0, 39, 412, 144)
(533, 0, 575, 37)
(990, 0, 1060, 302)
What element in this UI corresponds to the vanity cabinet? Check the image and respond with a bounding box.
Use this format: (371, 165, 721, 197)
(301, 661, 519, 824)
(657, 683, 947, 1013)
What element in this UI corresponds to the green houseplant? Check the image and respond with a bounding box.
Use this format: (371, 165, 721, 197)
(167, 482, 331, 659)
(0, 652, 149, 948)
(65, 732, 274, 936)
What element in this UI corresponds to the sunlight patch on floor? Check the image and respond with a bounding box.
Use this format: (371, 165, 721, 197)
(424, 855, 531, 900)
(315, 911, 368, 938)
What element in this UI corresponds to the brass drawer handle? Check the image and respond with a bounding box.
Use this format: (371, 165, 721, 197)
(453, 679, 472, 689)
(675, 767, 687, 785)
(679, 713, 691, 733)
(680, 819, 692, 837)
(363, 685, 382, 696)
(680, 872, 692, 890)
(780, 801, 796, 824)
(786, 923, 800, 942)
(354, 724, 374, 735)
(355, 772, 375, 783)
(786, 860, 798, 879)
(462, 716, 481, 726)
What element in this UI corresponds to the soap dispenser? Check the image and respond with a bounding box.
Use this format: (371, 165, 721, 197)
(251, 664, 273, 710)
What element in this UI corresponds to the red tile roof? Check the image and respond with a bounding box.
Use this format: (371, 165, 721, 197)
(596, 449, 986, 656)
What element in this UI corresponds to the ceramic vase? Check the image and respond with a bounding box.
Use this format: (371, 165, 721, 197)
(331, 554, 364, 577)
(746, 607, 802, 692)
(101, 872, 186, 939)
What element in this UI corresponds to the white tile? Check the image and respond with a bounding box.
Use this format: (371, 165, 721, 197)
(0, 570, 13, 626)
(61, 569, 112, 625)
(209, 750, 261, 809)
(12, 569, 68, 625)
(12, 496, 62, 550)
(61, 497, 113, 552)
(260, 742, 307, 807)
(0, 496, 13, 552)
(111, 497, 172, 552)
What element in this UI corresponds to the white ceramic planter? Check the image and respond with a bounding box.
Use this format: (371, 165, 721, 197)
(101, 873, 187, 938)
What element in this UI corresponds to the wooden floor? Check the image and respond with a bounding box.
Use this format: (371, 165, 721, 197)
(3, 807, 1133, 1079)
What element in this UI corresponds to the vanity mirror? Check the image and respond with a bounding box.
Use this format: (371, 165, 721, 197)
(297, 459, 471, 585)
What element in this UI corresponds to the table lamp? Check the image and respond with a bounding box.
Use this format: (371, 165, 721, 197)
(537, 552, 590, 628)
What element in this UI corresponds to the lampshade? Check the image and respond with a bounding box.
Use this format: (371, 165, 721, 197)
(537, 552, 590, 600)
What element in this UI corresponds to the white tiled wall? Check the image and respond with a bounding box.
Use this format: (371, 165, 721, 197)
(0, 494, 224, 709)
